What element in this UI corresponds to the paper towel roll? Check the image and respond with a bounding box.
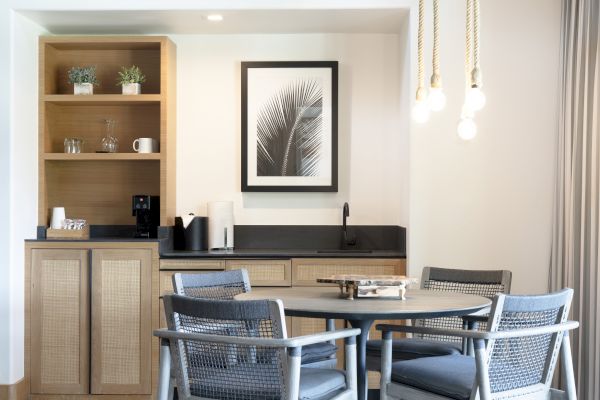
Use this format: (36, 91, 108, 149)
(208, 201, 234, 249)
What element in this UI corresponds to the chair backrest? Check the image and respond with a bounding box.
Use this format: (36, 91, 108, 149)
(480, 288, 573, 396)
(416, 267, 512, 342)
(172, 269, 251, 299)
(163, 294, 288, 400)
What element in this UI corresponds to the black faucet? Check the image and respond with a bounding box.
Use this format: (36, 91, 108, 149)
(342, 202, 357, 247)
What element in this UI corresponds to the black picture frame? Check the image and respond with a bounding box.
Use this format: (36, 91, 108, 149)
(241, 61, 338, 192)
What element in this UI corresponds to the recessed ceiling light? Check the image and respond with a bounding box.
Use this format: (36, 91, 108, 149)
(207, 14, 224, 22)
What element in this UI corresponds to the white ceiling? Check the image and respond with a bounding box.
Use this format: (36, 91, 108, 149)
(17, 9, 409, 35)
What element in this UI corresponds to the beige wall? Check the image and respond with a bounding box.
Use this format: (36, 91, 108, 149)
(3, 0, 563, 385)
(173, 32, 410, 226)
(408, 0, 562, 294)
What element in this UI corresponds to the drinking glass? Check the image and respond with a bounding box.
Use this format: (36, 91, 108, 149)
(101, 119, 119, 153)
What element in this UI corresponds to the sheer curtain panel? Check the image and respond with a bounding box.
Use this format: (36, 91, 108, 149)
(550, 0, 600, 399)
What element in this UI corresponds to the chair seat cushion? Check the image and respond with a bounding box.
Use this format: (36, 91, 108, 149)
(390, 355, 475, 400)
(366, 338, 462, 361)
(300, 367, 346, 400)
(302, 342, 338, 364)
(189, 364, 345, 400)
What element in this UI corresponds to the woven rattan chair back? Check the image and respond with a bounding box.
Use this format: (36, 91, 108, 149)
(480, 288, 573, 396)
(163, 294, 288, 400)
(416, 267, 512, 342)
(173, 269, 251, 300)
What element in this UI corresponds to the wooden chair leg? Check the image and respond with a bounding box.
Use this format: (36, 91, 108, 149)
(286, 347, 302, 400)
(474, 339, 492, 400)
(345, 336, 358, 400)
(380, 331, 393, 400)
(560, 333, 577, 400)
(157, 339, 172, 400)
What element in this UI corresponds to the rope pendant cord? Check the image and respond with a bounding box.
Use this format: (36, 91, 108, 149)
(416, 0, 426, 100)
(431, 0, 441, 88)
(471, 0, 482, 87)
(465, 0, 473, 90)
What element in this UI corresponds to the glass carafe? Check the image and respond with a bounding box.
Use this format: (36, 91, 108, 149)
(100, 119, 119, 153)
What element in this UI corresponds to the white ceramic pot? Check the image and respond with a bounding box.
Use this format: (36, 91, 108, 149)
(122, 83, 141, 95)
(74, 83, 93, 95)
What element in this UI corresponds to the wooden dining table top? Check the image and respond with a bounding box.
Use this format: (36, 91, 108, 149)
(235, 287, 492, 320)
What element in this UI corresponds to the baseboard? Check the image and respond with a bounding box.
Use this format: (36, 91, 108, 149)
(0, 378, 27, 400)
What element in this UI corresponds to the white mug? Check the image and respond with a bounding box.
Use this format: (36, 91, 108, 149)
(50, 207, 66, 229)
(133, 138, 158, 153)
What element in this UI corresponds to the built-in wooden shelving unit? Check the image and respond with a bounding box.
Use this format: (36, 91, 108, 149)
(43, 94, 162, 104)
(39, 36, 176, 227)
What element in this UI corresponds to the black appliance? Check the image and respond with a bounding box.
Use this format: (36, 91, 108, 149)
(132, 195, 160, 238)
(174, 214, 208, 251)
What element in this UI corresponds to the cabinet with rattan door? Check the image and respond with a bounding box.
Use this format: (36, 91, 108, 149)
(90, 249, 152, 394)
(26, 242, 159, 400)
(30, 249, 90, 395)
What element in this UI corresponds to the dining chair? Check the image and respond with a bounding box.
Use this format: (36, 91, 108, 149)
(366, 267, 512, 371)
(172, 270, 339, 368)
(155, 294, 361, 400)
(377, 288, 578, 400)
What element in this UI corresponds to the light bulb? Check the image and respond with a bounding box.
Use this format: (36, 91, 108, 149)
(412, 99, 430, 123)
(466, 87, 486, 111)
(457, 117, 477, 140)
(428, 87, 447, 111)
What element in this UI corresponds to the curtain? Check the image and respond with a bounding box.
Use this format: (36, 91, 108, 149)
(550, 0, 599, 399)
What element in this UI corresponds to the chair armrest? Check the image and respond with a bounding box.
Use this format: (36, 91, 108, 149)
(285, 328, 361, 347)
(376, 321, 579, 340)
(154, 327, 361, 348)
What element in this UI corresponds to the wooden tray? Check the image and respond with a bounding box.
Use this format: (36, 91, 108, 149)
(46, 226, 90, 240)
(317, 274, 418, 300)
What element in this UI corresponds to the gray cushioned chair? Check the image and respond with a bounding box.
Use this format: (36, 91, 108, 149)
(366, 267, 512, 371)
(155, 294, 360, 400)
(377, 288, 578, 400)
(172, 270, 338, 368)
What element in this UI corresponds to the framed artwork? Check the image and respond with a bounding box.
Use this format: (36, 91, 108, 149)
(241, 61, 338, 192)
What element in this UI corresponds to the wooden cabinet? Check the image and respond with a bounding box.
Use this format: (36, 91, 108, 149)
(292, 258, 404, 286)
(26, 243, 158, 399)
(38, 36, 176, 227)
(30, 249, 89, 394)
(90, 249, 152, 394)
(225, 259, 291, 286)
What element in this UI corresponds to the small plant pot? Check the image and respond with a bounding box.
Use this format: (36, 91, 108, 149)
(122, 83, 141, 95)
(74, 83, 93, 95)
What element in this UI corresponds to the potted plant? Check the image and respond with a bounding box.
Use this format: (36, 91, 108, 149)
(67, 66, 98, 95)
(117, 65, 146, 95)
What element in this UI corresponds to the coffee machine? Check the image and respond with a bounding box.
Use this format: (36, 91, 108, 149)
(132, 195, 160, 238)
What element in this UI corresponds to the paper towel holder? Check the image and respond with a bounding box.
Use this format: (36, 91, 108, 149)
(208, 201, 234, 250)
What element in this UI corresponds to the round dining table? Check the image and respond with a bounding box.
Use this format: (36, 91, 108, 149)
(236, 287, 491, 400)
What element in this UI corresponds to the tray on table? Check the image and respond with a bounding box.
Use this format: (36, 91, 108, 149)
(317, 274, 418, 300)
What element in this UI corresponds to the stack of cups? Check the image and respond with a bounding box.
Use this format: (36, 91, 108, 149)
(50, 207, 66, 229)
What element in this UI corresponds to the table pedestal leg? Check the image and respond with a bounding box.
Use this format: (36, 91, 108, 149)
(348, 319, 374, 400)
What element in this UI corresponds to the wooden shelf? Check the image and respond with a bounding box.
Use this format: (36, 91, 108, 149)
(43, 153, 161, 161)
(39, 36, 176, 226)
(43, 94, 162, 105)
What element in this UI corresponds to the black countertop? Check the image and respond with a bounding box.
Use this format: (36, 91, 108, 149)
(26, 237, 160, 242)
(31, 224, 406, 259)
(161, 248, 406, 259)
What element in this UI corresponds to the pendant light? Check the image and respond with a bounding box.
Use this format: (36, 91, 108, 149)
(465, 0, 485, 111)
(412, 0, 430, 123)
(458, 0, 477, 140)
(428, 0, 446, 112)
